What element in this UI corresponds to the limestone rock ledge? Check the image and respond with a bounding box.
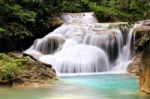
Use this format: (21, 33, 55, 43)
(127, 55, 140, 75)
(13, 63, 57, 88)
(139, 46, 150, 94)
(0, 52, 57, 88)
(134, 20, 150, 94)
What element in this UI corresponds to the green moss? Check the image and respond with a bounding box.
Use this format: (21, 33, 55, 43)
(108, 23, 131, 29)
(48, 17, 63, 27)
(0, 53, 29, 80)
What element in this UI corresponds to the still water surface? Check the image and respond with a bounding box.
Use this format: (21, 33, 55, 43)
(0, 74, 149, 99)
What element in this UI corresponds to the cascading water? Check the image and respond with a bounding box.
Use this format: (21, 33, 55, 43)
(24, 12, 137, 74)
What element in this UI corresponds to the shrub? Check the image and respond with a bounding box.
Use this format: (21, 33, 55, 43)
(0, 53, 29, 80)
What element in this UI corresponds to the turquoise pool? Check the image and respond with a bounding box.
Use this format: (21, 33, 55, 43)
(0, 74, 149, 99)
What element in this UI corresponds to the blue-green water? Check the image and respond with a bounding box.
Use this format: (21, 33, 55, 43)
(0, 74, 149, 99)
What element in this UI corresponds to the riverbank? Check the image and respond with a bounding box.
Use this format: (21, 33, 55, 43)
(0, 52, 56, 88)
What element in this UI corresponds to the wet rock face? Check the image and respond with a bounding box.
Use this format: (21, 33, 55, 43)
(138, 20, 150, 26)
(127, 55, 140, 75)
(134, 20, 150, 94)
(33, 35, 65, 54)
(136, 20, 150, 33)
(140, 46, 150, 94)
(84, 29, 120, 62)
(140, 67, 150, 94)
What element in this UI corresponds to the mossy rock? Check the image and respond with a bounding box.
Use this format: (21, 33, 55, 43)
(0, 53, 56, 86)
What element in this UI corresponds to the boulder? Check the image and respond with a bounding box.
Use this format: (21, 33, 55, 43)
(0, 53, 57, 87)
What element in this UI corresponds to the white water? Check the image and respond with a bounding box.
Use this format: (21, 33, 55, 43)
(24, 12, 137, 74)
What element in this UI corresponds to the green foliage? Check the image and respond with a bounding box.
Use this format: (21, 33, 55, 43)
(81, 0, 120, 21)
(1, 62, 21, 80)
(2, 23, 32, 39)
(8, 4, 37, 23)
(136, 34, 150, 49)
(0, 0, 150, 51)
(108, 23, 130, 29)
(59, 0, 85, 12)
(135, 29, 150, 52)
(0, 28, 5, 33)
(0, 53, 29, 80)
(80, 0, 150, 22)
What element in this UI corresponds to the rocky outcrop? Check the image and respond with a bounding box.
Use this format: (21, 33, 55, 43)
(135, 20, 150, 51)
(13, 62, 57, 88)
(0, 53, 56, 87)
(127, 55, 140, 75)
(135, 20, 150, 94)
(140, 67, 150, 94)
(139, 47, 150, 94)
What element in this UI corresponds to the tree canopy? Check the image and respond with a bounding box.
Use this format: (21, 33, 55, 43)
(0, 0, 149, 51)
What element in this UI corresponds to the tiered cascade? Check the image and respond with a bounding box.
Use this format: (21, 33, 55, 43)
(24, 12, 137, 74)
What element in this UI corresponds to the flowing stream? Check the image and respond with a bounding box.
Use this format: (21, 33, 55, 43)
(24, 12, 138, 75)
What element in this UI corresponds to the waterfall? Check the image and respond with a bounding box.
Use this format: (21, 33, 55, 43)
(24, 12, 136, 74)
